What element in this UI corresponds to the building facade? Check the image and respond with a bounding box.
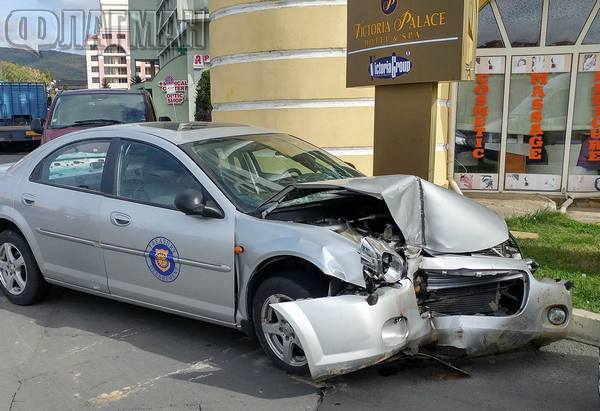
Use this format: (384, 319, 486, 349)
(130, 0, 210, 121)
(208, 0, 600, 196)
(454, 0, 600, 195)
(86, 0, 132, 89)
(208, 0, 380, 177)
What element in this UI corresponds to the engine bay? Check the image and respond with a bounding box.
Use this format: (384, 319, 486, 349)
(266, 194, 527, 318)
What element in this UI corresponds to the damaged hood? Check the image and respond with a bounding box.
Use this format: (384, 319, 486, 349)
(291, 175, 509, 254)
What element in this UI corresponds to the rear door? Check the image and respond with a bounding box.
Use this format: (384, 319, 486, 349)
(99, 138, 236, 324)
(16, 138, 112, 292)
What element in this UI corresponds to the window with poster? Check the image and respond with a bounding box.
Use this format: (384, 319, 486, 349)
(454, 57, 505, 191)
(453, 0, 600, 194)
(504, 54, 570, 192)
(569, 53, 600, 192)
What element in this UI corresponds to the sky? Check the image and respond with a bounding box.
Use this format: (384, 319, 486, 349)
(0, 0, 102, 54)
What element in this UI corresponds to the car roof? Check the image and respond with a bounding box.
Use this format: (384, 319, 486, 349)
(58, 89, 147, 96)
(76, 122, 277, 145)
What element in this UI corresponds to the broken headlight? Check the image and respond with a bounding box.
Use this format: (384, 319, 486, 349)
(359, 237, 407, 284)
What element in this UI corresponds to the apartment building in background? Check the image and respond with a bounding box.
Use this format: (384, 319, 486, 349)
(129, 0, 210, 121)
(86, 0, 132, 89)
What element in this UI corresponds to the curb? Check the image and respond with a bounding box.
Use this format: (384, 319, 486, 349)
(568, 309, 600, 348)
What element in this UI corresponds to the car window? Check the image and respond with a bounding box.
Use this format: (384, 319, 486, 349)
(49, 94, 147, 129)
(34, 140, 110, 192)
(252, 148, 313, 175)
(116, 141, 203, 208)
(184, 134, 363, 211)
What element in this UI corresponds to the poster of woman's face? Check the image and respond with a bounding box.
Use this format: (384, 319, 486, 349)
(476, 57, 505, 74)
(459, 174, 474, 190)
(513, 58, 528, 73)
(531, 56, 545, 73)
(583, 54, 598, 72)
(481, 175, 494, 190)
(549, 55, 565, 72)
(513, 55, 570, 74)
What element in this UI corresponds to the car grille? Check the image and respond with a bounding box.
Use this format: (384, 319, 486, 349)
(419, 271, 526, 316)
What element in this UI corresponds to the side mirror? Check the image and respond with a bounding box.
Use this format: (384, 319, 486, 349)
(159, 116, 172, 122)
(175, 189, 224, 219)
(31, 118, 44, 134)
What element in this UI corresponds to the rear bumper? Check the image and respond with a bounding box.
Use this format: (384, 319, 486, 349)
(0, 127, 34, 143)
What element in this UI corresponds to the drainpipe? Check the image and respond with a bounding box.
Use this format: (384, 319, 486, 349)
(560, 196, 574, 214)
(560, 192, 600, 214)
(447, 82, 463, 196)
(448, 176, 463, 196)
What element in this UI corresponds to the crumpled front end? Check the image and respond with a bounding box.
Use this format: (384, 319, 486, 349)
(419, 256, 572, 356)
(257, 175, 572, 380)
(270, 254, 572, 380)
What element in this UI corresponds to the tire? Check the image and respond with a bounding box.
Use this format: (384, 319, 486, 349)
(0, 230, 49, 305)
(252, 272, 327, 375)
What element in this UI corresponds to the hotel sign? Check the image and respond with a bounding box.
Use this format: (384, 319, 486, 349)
(347, 0, 478, 87)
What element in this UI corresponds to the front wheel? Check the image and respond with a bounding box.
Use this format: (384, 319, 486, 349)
(0, 230, 49, 305)
(252, 273, 327, 374)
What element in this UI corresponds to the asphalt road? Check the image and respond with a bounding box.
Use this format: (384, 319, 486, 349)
(0, 151, 28, 164)
(0, 151, 598, 411)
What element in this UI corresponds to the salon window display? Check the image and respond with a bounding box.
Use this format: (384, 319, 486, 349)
(454, 57, 505, 191)
(504, 55, 571, 192)
(568, 53, 600, 192)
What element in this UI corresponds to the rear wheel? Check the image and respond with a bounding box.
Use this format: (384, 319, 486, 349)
(0, 230, 49, 305)
(252, 272, 327, 374)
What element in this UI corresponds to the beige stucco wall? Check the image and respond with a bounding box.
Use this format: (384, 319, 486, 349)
(208, 0, 477, 181)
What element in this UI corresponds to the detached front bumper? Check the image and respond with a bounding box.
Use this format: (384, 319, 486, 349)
(272, 270, 572, 380)
(271, 280, 431, 380)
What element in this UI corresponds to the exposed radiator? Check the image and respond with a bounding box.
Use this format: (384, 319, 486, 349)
(420, 272, 526, 316)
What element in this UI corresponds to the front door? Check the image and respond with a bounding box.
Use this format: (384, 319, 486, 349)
(16, 139, 111, 292)
(100, 139, 236, 324)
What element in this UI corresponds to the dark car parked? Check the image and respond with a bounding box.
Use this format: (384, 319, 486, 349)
(32, 89, 168, 144)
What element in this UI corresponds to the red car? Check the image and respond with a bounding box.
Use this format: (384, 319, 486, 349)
(31, 89, 167, 144)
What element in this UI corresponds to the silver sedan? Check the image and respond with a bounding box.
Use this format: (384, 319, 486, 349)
(0, 122, 572, 379)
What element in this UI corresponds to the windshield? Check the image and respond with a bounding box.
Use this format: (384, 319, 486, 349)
(183, 134, 364, 211)
(50, 94, 147, 129)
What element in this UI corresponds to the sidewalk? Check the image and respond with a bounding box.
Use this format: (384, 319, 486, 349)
(567, 208, 600, 224)
(466, 193, 557, 219)
(467, 193, 600, 224)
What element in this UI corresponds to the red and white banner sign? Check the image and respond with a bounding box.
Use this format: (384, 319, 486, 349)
(193, 54, 211, 70)
(159, 75, 188, 105)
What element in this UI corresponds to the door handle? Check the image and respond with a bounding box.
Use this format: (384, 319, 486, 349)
(21, 194, 36, 206)
(110, 212, 131, 227)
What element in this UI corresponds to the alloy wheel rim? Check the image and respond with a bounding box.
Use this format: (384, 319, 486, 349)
(261, 294, 307, 367)
(0, 242, 27, 296)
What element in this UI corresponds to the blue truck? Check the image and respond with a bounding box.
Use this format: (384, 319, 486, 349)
(0, 82, 48, 147)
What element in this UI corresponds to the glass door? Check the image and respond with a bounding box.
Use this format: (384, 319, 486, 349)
(454, 57, 506, 191)
(503, 54, 572, 191)
(568, 53, 600, 192)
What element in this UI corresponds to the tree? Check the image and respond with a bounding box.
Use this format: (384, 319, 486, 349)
(131, 75, 143, 85)
(0, 61, 52, 84)
(194, 70, 212, 121)
(101, 78, 111, 89)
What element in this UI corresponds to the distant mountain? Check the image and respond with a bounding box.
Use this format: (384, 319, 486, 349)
(0, 47, 86, 86)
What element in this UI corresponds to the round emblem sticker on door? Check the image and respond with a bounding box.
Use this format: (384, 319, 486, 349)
(145, 237, 181, 283)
